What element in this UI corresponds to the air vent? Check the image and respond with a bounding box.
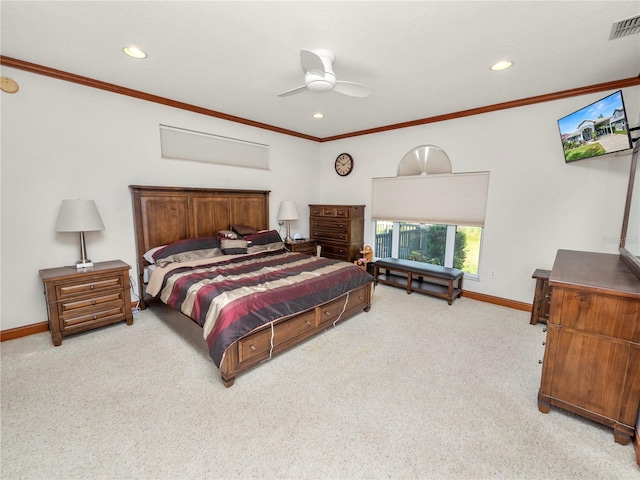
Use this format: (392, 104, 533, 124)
(609, 14, 640, 40)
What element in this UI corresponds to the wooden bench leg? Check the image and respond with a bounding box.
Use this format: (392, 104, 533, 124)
(406, 272, 412, 294)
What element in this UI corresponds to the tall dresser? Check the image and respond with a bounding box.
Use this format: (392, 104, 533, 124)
(309, 204, 364, 263)
(538, 249, 640, 446)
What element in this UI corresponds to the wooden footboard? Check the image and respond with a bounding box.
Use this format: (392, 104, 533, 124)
(219, 282, 372, 386)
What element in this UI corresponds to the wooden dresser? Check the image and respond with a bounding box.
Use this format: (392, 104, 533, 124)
(309, 204, 364, 263)
(40, 260, 134, 346)
(538, 250, 640, 445)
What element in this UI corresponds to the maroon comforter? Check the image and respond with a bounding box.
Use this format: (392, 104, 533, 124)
(154, 249, 373, 366)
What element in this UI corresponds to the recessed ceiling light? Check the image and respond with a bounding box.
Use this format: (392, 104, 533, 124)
(490, 60, 513, 71)
(312, 113, 324, 119)
(123, 46, 147, 59)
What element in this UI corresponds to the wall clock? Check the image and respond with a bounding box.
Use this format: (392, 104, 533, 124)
(335, 153, 354, 176)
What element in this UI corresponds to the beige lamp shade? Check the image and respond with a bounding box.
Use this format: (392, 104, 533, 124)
(277, 201, 299, 242)
(277, 201, 299, 221)
(55, 199, 105, 232)
(55, 199, 105, 268)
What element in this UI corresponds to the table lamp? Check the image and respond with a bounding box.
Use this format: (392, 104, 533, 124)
(277, 200, 299, 242)
(55, 199, 105, 268)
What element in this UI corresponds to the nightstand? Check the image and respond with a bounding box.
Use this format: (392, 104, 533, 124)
(285, 239, 317, 256)
(39, 260, 134, 346)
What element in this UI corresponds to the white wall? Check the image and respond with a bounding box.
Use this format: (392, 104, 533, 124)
(315, 87, 639, 304)
(1, 66, 638, 330)
(0, 67, 321, 330)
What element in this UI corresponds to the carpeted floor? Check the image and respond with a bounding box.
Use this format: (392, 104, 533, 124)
(1, 285, 638, 479)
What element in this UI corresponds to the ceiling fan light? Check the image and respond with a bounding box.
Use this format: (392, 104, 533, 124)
(123, 46, 147, 59)
(307, 79, 334, 93)
(312, 113, 324, 119)
(490, 60, 513, 71)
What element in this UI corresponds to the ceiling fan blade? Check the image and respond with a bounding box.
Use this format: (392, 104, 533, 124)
(300, 49, 326, 75)
(278, 85, 308, 97)
(333, 81, 372, 97)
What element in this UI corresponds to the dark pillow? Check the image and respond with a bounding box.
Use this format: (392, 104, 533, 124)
(153, 237, 221, 266)
(245, 230, 285, 253)
(230, 224, 257, 236)
(221, 238, 248, 255)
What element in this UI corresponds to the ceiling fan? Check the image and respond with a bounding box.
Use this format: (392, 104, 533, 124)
(278, 49, 371, 98)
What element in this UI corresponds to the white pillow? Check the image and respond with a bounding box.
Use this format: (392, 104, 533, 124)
(143, 245, 166, 264)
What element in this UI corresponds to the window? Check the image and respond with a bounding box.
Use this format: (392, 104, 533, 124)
(374, 221, 482, 275)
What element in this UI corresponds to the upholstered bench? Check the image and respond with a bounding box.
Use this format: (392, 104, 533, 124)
(373, 258, 464, 305)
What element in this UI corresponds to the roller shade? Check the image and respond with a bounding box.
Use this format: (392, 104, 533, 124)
(371, 172, 490, 227)
(160, 124, 269, 170)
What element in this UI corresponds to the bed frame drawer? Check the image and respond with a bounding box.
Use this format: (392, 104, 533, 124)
(237, 310, 318, 364)
(237, 328, 273, 363)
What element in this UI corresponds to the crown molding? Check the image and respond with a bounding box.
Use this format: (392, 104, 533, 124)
(2, 55, 638, 143)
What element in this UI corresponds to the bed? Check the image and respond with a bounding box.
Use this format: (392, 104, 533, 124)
(130, 185, 374, 386)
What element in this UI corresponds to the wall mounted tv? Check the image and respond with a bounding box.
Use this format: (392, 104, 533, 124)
(558, 90, 633, 163)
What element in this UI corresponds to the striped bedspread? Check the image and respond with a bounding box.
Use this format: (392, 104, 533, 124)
(151, 249, 374, 366)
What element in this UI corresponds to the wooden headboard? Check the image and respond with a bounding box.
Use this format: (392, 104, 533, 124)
(129, 185, 270, 308)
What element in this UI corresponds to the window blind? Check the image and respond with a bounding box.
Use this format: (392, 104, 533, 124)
(371, 172, 490, 227)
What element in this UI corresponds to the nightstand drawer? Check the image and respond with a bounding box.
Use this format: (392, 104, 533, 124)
(62, 304, 127, 329)
(57, 275, 123, 299)
(60, 291, 125, 314)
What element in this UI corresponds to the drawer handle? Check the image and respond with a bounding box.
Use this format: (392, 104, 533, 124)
(250, 345, 256, 351)
(325, 311, 331, 316)
(306, 320, 312, 326)
(93, 315, 97, 320)
(92, 300, 96, 305)
(90, 285, 95, 289)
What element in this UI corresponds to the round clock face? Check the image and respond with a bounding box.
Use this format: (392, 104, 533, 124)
(335, 153, 354, 176)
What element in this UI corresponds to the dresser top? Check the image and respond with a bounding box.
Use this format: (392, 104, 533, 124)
(549, 249, 640, 298)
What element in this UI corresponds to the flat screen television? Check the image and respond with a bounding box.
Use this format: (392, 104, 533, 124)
(557, 90, 633, 163)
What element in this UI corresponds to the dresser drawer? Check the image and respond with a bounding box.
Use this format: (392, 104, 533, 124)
(310, 206, 352, 218)
(56, 275, 124, 300)
(311, 229, 349, 243)
(318, 244, 349, 260)
(552, 288, 640, 343)
(311, 219, 349, 232)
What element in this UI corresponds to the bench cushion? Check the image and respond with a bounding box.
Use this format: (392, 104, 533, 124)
(375, 258, 463, 280)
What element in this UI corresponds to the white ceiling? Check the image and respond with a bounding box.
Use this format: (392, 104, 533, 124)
(1, 1, 639, 140)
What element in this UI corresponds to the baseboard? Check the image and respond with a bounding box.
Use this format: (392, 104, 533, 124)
(462, 290, 532, 312)
(1, 294, 532, 342)
(0, 321, 49, 342)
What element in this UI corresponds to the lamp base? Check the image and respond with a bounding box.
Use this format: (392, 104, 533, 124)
(76, 260, 94, 269)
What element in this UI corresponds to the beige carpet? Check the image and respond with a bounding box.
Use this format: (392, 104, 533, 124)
(1, 285, 638, 479)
